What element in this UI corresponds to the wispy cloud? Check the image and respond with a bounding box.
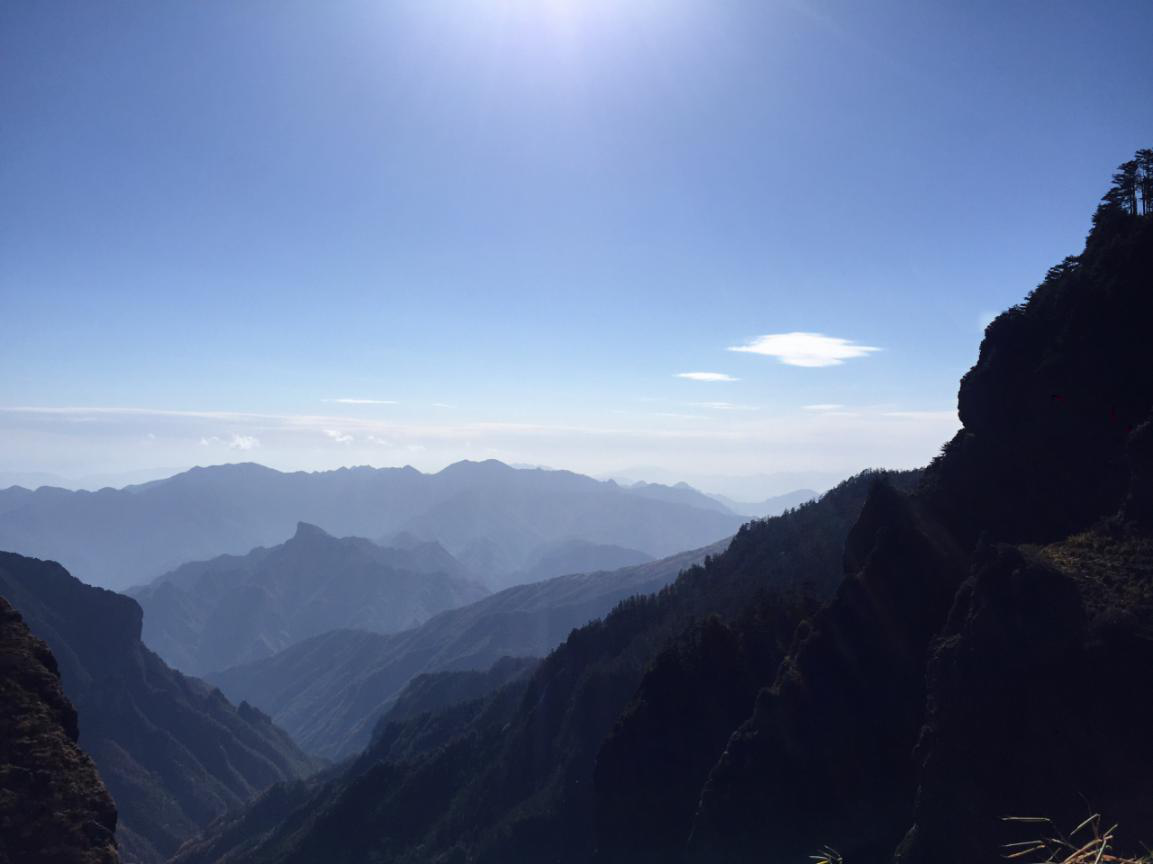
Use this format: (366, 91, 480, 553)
(690, 402, 759, 412)
(804, 403, 845, 412)
(1, 403, 961, 482)
(199, 433, 260, 451)
(729, 332, 881, 367)
(322, 398, 397, 405)
(676, 372, 739, 382)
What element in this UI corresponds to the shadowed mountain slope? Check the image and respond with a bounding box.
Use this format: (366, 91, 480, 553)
(687, 156, 1153, 864)
(211, 541, 727, 759)
(171, 467, 904, 863)
(0, 595, 119, 864)
(0, 553, 317, 864)
(129, 523, 486, 676)
(0, 461, 743, 590)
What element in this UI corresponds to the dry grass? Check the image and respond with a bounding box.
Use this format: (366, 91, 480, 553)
(1002, 815, 1152, 863)
(809, 847, 843, 864)
(808, 815, 1151, 864)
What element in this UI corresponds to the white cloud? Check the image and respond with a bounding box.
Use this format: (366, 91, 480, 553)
(323, 398, 397, 405)
(690, 402, 759, 411)
(728, 332, 881, 367)
(198, 433, 260, 450)
(804, 403, 845, 412)
(229, 434, 260, 451)
(324, 429, 354, 444)
(0, 402, 962, 484)
(676, 372, 739, 382)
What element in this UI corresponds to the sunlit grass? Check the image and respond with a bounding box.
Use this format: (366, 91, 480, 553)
(1002, 815, 1152, 864)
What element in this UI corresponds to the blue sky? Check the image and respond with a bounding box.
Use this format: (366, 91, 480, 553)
(1, 0, 1151, 494)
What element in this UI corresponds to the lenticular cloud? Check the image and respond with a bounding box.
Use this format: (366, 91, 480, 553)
(728, 332, 880, 367)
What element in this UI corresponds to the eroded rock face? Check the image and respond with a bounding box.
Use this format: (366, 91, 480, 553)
(690, 483, 969, 862)
(0, 552, 317, 864)
(931, 215, 1153, 546)
(690, 206, 1153, 862)
(0, 595, 119, 864)
(898, 540, 1153, 863)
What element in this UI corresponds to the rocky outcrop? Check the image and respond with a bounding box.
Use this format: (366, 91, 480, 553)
(0, 553, 317, 864)
(690, 169, 1153, 862)
(0, 595, 119, 864)
(897, 538, 1153, 862)
(690, 482, 968, 861)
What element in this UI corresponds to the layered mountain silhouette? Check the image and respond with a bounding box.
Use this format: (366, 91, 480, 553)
(211, 542, 725, 758)
(0, 595, 119, 864)
(708, 487, 819, 518)
(169, 466, 903, 863)
(170, 156, 1153, 863)
(0, 461, 743, 590)
(512, 539, 653, 587)
(129, 523, 487, 676)
(0, 553, 317, 864)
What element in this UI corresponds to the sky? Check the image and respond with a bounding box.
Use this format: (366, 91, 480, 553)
(1, 0, 1151, 496)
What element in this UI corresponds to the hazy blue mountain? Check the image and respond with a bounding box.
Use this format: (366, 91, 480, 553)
(129, 523, 487, 676)
(0, 460, 743, 590)
(613, 480, 736, 514)
(171, 469, 896, 864)
(210, 541, 725, 759)
(510, 538, 653, 588)
(0, 552, 317, 864)
(707, 488, 818, 518)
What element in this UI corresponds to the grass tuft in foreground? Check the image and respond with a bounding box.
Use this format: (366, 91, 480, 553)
(1002, 814, 1152, 863)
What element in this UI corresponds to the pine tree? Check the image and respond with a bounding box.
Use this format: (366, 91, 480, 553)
(1136, 148, 1153, 216)
(1112, 159, 1140, 214)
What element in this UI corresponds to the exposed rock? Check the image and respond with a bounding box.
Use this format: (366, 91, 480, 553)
(0, 552, 317, 864)
(0, 595, 119, 864)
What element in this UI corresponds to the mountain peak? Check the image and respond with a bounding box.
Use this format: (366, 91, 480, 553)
(437, 459, 515, 477)
(292, 522, 332, 542)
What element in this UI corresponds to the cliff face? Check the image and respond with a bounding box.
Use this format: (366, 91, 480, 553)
(0, 595, 119, 864)
(0, 553, 317, 864)
(690, 181, 1153, 862)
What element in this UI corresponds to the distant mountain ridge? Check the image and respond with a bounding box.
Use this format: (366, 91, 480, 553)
(173, 468, 900, 864)
(0, 552, 317, 864)
(0, 460, 744, 589)
(129, 523, 488, 676)
(211, 541, 727, 759)
(707, 488, 818, 518)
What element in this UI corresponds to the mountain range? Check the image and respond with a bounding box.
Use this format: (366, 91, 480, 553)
(166, 157, 1153, 863)
(173, 465, 906, 863)
(0, 460, 744, 590)
(210, 540, 728, 759)
(0, 552, 317, 864)
(129, 523, 487, 676)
